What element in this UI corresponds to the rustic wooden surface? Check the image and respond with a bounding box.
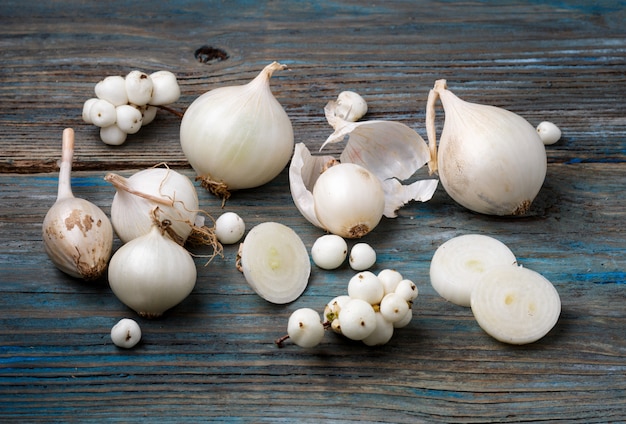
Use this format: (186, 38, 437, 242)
(1, 0, 625, 422)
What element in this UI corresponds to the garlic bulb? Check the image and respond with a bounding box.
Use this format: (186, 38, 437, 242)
(108, 220, 197, 318)
(42, 128, 113, 280)
(426, 79, 547, 216)
(180, 62, 294, 199)
(105, 167, 200, 245)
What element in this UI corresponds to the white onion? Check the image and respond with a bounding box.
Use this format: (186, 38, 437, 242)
(180, 62, 294, 199)
(426, 79, 547, 216)
(105, 167, 200, 245)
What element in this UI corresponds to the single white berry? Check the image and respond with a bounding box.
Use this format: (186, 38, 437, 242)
(394, 279, 418, 302)
(149, 70, 181, 106)
(347, 271, 384, 305)
(82, 98, 99, 124)
(536, 121, 562, 145)
(111, 318, 142, 348)
(379, 292, 410, 323)
(393, 307, 413, 329)
(100, 124, 127, 146)
(337, 298, 377, 341)
(95, 75, 128, 106)
(214, 212, 245, 244)
(311, 234, 347, 270)
(349, 242, 376, 271)
(287, 308, 325, 348)
(125, 70, 153, 106)
(378, 269, 403, 295)
(324, 295, 351, 324)
(89, 98, 117, 128)
(115, 104, 143, 134)
(361, 312, 394, 346)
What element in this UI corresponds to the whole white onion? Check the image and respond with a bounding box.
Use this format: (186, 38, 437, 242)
(180, 62, 294, 198)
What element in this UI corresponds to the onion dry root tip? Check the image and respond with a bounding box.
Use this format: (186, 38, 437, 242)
(196, 175, 231, 206)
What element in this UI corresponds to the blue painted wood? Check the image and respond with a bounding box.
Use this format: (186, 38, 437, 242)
(1, 0, 625, 422)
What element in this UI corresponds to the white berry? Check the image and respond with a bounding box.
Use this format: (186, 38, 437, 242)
(337, 298, 377, 341)
(349, 242, 376, 270)
(287, 308, 325, 348)
(362, 312, 394, 346)
(378, 269, 404, 295)
(394, 279, 419, 302)
(536, 121, 562, 145)
(214, 212, 245, 244)
(89, 98, 117, 128)
(149, 70, 181, 106)
(125, 70, 153, 106)
(311, 234, 347, 270)
(100, 124, 127, 146)
(347, 271, 384, 305)
(115, 104, 143, 134)
(82, 98, 99, 124)
(95, 75, 128, 106)
(111, 318, 142, 348)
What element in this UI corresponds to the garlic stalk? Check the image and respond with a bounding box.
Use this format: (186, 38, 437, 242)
(426, 79, 547, 216)
(42, 128, 113, 280)
(105, 166, 204, 245)
(108, 215, 197, 318)
(180, 62, 294, 200)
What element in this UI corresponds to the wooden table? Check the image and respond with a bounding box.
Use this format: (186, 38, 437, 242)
(2, 1, 625, 422)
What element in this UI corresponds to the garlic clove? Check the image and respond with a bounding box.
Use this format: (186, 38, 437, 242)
(426, 79, 547, 216)
(42, 128, 113, 280)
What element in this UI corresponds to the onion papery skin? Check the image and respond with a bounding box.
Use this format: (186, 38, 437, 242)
(108, 225, 197, 318)
(107, 168, 199, 244)
(434, 82, 547, 216)
(180, 62, 294, 193)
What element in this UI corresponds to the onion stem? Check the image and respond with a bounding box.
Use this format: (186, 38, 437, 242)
(57, 128, 75, 201)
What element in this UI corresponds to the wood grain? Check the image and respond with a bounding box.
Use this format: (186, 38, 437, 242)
(1, 0, 625, 422)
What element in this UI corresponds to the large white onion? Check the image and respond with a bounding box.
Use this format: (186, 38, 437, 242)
(180, 62, 294, 198)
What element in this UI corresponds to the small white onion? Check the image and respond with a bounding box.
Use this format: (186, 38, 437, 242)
(105, 167, 200, 244)
(108, 223, 197, 318)
(313, 163, 385, 239)
(239, 222, 310, 304)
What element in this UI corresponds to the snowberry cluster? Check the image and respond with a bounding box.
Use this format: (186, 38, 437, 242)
(82, 70, 181, 145)
(278, 269, 418, 348)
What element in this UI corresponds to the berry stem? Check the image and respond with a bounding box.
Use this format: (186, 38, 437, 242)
(156, 104, 184, 119)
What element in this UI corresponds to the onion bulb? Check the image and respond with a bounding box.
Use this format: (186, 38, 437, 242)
(105, 166, 202, 245)
(42, 128, 113, 280)
(426, 79, 547, 216)
(108, 218, 197, 318)
(237, 222, 310, 304)
(180, 62, 294, 200)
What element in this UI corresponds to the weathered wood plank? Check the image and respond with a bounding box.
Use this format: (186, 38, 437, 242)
(1, 162, 625, 422)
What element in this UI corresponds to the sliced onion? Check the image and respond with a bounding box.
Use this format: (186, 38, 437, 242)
(239, 222, 310, 304)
